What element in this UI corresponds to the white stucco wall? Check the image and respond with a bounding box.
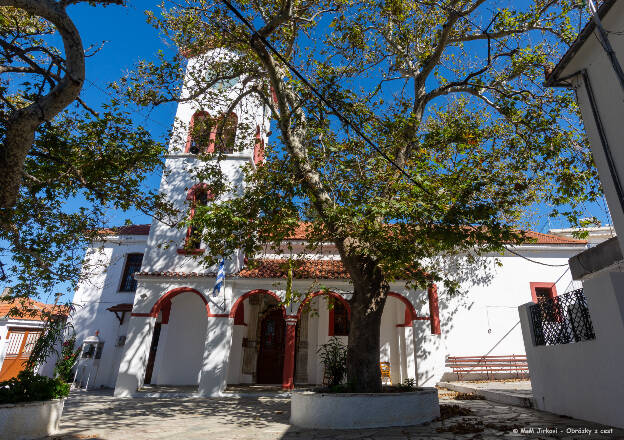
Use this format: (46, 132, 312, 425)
(520, 270, 624, 429)
(77, 240, 585, 393)
(70, 236, 147, 388)
(154, 292, 207, 385)
(413, 248, 583, 385)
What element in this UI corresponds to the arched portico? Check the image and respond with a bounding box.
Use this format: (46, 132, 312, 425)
(227, 289, 296, 389)
(388, 291, 423, 327)
(145, 287, 209, 387)
(150, 286, 211, 318)
(296, 290, 351, 319)
(229, 289, 285, 318)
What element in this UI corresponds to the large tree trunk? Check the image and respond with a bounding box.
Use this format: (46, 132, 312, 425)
(345, 257, 389, 392)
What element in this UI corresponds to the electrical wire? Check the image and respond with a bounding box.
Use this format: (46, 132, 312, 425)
(218, 0, 432, 196)
(504, 246, 571, 267)
(553, 266, 571, 285)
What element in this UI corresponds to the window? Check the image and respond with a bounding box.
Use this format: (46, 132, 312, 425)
(530, 282, 560, 322)
(181, 185, 214, 251)
(186, 112, 237, 154)
(329, 300, 350, 337)
(119, 253, 143, 292)
(254, 125, 265, 165)
(530, 282, 557, 303)
(534, 287, 552, 303)
(214, 113, 237, 154)
(187, 112, 215, 154)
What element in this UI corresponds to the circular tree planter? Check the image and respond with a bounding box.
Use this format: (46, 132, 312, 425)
(290, 388, 440, 429)
(0, 398, 65, 439)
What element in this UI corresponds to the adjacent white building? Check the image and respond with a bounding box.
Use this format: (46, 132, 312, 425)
(69, 50, 589, 397)
(518, 0, 624, 429)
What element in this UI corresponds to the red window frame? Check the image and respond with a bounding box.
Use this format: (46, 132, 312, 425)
(530, 282, 561, 322)
(328, 300, 350, 337)
(178, 184, 214, 254)
(529, 282, 558, 303)
(185, 112, 238, 154)
(254, 125, 265, 165)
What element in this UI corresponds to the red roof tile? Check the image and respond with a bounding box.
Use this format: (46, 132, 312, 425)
(0, 298, 68, 321)
(99, 222, 586, 244)
(239, 259, 349, 279)
(522, 231, 586, 245)
(98, 224, 151, 236)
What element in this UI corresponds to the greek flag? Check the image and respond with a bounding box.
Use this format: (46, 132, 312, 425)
(212, 258, 225, 297)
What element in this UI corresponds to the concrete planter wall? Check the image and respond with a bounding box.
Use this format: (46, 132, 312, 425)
(290, 388, 440, 429)
(0, 398, 65, 439)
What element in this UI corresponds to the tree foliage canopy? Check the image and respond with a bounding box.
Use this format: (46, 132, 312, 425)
(125, 0, 599, 292)
(0, 3, 178, 302)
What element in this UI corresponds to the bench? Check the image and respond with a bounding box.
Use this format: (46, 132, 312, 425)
(445, 355, 529, 380)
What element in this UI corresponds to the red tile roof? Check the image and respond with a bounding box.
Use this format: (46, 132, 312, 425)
(522, 231, 586, 245)
(136, 259, 349, 280)
(239, 259, 349, 279)
(0, 298, 68, 321)
(101, 222, 586, 244)
(135, 271, 216, 278)
(98, 224, 151, 236)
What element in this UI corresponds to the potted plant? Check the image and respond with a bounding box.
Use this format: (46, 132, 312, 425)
(290, 337, 440, 429)
(0, 317, 72, 439)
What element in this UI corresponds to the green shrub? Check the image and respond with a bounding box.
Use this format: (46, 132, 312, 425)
(0, 370, 70, 404)
(317, 337, 347, 388)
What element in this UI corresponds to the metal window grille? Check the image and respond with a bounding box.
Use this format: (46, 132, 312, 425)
(529, 288, 595, 346)
(5, 332, 24, 357)
(119, 253, 143, 292)
(22, 332, 40, 355)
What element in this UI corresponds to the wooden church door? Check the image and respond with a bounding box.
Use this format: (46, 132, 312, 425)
(256, 309, 285, 384)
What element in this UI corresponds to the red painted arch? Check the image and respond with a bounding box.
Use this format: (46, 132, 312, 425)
(186, 183, 214, 201)
(150, 287, 213, 318)
(296, 291, 351, 320)
(229, 289, 286, 318)
(387, 291, 420, 327)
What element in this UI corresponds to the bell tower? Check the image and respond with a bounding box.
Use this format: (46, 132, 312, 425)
(140, 49, 270, 275)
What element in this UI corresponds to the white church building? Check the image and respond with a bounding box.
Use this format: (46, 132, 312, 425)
(69, 52, 589, 397)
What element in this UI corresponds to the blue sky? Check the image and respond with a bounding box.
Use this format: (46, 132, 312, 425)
(68, 0, 179, 226)
(64, 1, 612, 231)
(1, 1, 611, 302)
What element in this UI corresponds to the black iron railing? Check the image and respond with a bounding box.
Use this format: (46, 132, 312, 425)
(529, 288, 596, 346)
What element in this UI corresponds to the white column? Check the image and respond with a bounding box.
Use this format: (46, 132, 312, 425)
(412, 320, 445, 387)
(198, 317, 234, 397)
(404, 325, 417, 381)
(113, 315, 155, 397)
(152, 324, 168, 385)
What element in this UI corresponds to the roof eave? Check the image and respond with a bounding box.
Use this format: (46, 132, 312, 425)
(545, 0, 617, 87)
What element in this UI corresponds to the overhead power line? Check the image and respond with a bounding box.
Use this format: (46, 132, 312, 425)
(505, 246, 570, 267)
(218, 0, 585, 270)
(219, 0, 431, 195)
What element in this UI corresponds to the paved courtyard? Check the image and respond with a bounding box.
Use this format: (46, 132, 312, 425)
(49, 389, 622, 439)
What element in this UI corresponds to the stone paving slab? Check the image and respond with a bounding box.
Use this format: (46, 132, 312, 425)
(438, 380, 534, 408)
(48, 389, 622, 440)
